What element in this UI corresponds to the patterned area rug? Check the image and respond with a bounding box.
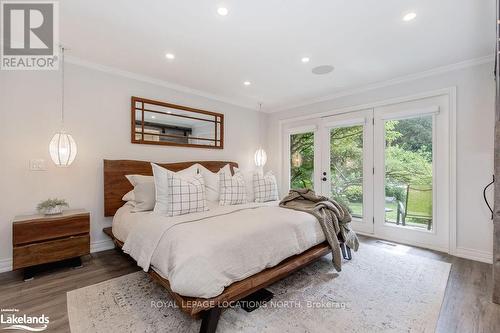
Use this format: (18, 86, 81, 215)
(67, 243, 451, 332)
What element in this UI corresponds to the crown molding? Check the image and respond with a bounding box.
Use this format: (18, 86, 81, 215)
(269, 55, 494, 113)
(64, 54, 493, 114)
(64, 55, 256, 110)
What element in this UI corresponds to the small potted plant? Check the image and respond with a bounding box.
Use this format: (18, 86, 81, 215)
(37, 198, 69, 215)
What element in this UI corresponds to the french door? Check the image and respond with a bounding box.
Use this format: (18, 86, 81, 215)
(316, 95, 450, 251)
(320, 110, 374, 234)
(371, 96, 450, 251)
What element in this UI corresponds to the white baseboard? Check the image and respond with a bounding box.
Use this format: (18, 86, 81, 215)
(357, 232, 493, 264)
(90, 239, 115, 253)
(0, 239, 116, 273)
(356, 231, 450, 254)
(454, 247, 493, 264)
(0, 258, 13, 273)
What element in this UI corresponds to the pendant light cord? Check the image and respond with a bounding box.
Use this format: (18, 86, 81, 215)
(258, 102, 263, 147)
(61, 46, 65, 127)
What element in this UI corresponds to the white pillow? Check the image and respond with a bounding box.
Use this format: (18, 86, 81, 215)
(253, 171, 279, 203)
(219, 169, 247, 205)
(198, 164, 232, 202)
(165, 172, 208, 216)
(233, 167, 255, 203)
(125, 175, 155, 212)
(151, 163, 200, 215)
(122, 190, 135, 202)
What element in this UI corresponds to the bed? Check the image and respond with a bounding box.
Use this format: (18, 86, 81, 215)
(102, 159, 332, 333)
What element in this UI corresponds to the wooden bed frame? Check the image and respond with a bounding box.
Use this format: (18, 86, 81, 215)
(102, 159, 331, 333)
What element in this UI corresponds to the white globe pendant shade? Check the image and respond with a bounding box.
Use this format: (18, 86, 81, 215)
(254, 148, 267, 167)
(49, 131, 77, 167)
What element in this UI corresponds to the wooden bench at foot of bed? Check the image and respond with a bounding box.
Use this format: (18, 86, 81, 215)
(103, 227, 330, 332)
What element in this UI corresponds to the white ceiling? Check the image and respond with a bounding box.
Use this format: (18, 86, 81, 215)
(62, 0, 495, 112)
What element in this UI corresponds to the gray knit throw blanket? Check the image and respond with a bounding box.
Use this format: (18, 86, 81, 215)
(280, 188, 359, 271)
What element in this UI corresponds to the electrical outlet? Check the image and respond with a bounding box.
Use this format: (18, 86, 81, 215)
(30, 159, 47, 171)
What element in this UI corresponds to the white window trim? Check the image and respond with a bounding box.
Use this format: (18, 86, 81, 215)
(378, 106, 440, 121)
(321, 116, 367, 129)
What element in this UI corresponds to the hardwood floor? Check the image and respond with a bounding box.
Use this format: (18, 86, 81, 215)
(0, 236, 499, 332)
(0, 250, 139, 332)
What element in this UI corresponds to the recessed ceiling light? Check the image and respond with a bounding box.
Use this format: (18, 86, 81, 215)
(402, 12, 417, 22)
(151, 115, 156, 119)
(243, 81, 251, 86)
(165, 53, 175, 60)
(301, 57, 310, 63)
(217, 7, 228, 16)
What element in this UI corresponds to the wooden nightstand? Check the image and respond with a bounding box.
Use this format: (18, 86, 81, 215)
(12, 209, 90, 280)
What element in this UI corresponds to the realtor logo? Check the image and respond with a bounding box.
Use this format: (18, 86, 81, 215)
(1, 1, 59, 70)
(0, 308, 49, 331)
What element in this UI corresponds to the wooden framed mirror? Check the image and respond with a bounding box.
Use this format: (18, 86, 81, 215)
(131, 97, 224, 149)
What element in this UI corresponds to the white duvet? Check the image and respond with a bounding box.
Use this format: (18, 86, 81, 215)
(120, 202, 325, 298)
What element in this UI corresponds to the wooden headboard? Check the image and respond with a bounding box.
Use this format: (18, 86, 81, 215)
(103, 159, 238, 217)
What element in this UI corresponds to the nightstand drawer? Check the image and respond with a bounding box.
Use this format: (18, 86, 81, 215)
(13, 235, 90, 270)
(13, 213, 90, 245)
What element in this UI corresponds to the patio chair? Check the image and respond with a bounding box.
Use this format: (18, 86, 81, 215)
(396, 184, 433, 230)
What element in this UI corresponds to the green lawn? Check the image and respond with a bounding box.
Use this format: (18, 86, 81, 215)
(349, 202, 363, 218)
(347, 201, 430, 229)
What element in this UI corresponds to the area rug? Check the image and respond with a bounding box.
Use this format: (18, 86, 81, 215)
(67, 243, 451, 332)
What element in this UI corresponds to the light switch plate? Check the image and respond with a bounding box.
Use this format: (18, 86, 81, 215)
(30, 159, 47, 171)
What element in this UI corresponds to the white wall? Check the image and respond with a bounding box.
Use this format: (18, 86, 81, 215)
(0, 62, 261, 271)
(265, 62, 495, 263)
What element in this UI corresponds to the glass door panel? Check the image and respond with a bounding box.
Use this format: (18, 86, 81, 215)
(289, 131, 315, 190)
(330, 125, 364, 218)
(383, 116, 433, 230)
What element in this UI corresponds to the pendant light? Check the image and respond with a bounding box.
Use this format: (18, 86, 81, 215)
(254, 103, 267, 168)
(254, 148, 267, 167)
(49, 47, 77, 167)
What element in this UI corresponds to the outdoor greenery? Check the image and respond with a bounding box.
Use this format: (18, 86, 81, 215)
(289, 116, 433, 227)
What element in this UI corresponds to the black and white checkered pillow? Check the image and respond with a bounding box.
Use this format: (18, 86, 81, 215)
(166, 173, 208, 216)
(253, 172, 279, 203)
(219, 170, 247, 205)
